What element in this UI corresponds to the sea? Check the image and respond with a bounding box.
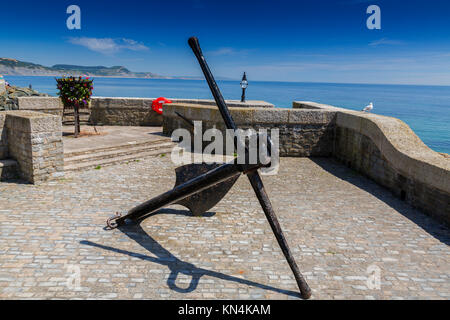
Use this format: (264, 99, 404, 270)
(4, 75, 450, 154)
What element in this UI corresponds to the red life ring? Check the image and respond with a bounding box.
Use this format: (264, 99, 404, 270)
(151, 97, 172, 115)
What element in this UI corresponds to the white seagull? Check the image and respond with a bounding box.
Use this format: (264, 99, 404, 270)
(362, 102, 373, 112)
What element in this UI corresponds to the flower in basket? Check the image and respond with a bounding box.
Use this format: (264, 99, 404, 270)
(56, 76, 94, 110)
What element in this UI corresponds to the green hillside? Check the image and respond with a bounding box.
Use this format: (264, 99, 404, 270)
(0, 58, 160, 78)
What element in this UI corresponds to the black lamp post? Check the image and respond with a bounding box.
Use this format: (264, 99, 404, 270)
(240, 72, 248, 103)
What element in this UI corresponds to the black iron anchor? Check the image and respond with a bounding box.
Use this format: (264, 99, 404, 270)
(106, 37, 312, 299)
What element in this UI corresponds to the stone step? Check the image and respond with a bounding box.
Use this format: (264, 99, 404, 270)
(64, 141, 175, 165)
(63, 111, 90, 115)
(63, 114, 91, 119)
(62, 114, 91, 124)
(63, 121, 92, 126)
(63, 119, 91, 122)
(0, 159, 19, 181)
(63, 118, 91, 125)
(64, 147, 174, 172)
(65, 137, 172, 158)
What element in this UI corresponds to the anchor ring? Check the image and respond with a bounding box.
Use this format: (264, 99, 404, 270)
(106, 212, 122, 229)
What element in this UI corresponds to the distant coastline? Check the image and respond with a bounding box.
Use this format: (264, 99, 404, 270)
(3, 58, 450, 86)
(0, 57, 202, 80)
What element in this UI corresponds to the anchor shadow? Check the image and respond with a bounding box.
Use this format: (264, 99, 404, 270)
(81, 208, 301, 298)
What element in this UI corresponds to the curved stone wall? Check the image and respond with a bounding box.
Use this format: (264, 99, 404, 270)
(294, 101, 450, 226)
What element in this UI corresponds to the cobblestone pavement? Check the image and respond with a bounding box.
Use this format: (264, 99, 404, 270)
(0, 156, 448, 299)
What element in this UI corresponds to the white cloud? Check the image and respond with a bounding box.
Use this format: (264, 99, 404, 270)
(68, 37, 149, 54)
(369, 38, 404, 47)
(208, 47, 236, 56)
(206, 47, 252, 56)
(120, 39, 149, 51)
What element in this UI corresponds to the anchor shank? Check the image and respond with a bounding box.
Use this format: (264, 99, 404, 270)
(188, 37, 237, 132)
(247, 171, 312, 299)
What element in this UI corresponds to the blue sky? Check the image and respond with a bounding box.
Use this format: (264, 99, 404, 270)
(1, 0, 450, 85)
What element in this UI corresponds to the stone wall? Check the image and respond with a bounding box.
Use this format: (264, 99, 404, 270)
(293, 101, 345, 111)
(16, 97, 274, 126)
(89, 97, 161, 126)
(1, 111, 64, 184)
(172, 99, 274, 108)
(17, 97, 63, 116)
(163, 103, 336, 157)
(0, 113, 8, 159)
(333, 111, 449, 226)
(294, 101, 450, 226)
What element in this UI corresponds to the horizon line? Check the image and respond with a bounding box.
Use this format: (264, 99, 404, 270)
(3, 74, 450, 88)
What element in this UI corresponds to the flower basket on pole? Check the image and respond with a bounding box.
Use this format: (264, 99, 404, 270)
(56, 76, 93, 138)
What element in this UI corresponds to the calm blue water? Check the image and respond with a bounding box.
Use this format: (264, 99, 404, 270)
(5, 75, 450, 154)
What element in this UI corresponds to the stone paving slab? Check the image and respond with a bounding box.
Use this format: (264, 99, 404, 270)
(0, 156, 448, 299)
(62, 126, 168, 154)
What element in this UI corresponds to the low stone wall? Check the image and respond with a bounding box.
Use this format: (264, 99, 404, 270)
(0, 111, 64, 184)
(293, 101, 345, 111)
(89, 97, 161, 126)
(334, 111, 449, 226)
(294, 101, 450, 226)
(0, 113, 8, 159)
(173, 99, 274, 108)
(16, 97, 274, 126)
(16, 97, 63, 116)
(163, 103, 336, 157)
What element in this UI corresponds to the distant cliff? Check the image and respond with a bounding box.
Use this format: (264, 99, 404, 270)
(0, 58, 170, 78)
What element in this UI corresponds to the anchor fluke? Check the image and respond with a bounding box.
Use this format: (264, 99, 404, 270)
(175, 163, 240, 216)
